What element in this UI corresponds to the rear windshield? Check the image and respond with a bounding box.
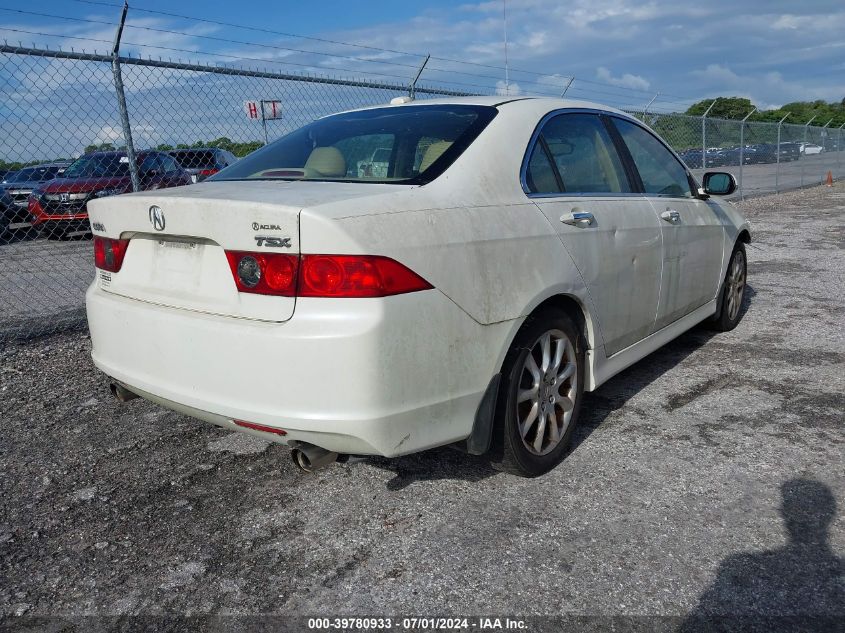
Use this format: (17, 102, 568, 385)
(6, 166, 62, 183)
(170, 150, 217, 169)
(64, 154, 129, 178)
(211, 104, 497, 185)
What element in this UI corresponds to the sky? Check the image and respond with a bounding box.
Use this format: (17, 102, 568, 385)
(0, 0, 843, 113)
(1, 0, 844, 161)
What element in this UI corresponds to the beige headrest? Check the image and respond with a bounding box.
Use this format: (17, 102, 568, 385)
(419, 140, 452, 172)
(304, 146, 346, 177)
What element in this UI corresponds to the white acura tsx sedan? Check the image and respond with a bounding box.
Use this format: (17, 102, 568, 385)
(86, 97, 749, 477)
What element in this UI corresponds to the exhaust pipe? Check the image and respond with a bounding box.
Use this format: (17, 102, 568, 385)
(110, 382, 139, 403)
(291, 443, 338, 473)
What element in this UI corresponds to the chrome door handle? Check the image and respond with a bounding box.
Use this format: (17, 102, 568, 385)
(560, 211, 594, 228)
(660, 209, 681, 223)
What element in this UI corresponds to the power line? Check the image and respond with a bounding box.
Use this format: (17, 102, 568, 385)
(0, 6, 571, 90)
(61, 0, 694, 101)
(1, 3, 702, 105)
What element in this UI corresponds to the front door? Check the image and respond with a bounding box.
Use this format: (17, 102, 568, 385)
(610, 117, 725, 329)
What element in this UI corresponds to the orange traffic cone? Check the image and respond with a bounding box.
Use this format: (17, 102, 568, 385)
(826, 171, 833, 186)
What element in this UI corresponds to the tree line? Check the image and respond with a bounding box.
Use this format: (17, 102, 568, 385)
(684, 97, 845, 127)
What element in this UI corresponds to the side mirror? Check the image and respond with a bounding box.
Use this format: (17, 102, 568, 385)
(702, 171, 737, 196)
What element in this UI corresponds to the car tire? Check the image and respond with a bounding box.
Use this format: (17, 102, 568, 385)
(491, 308, 585, 478)
(708, 243, 747, 332)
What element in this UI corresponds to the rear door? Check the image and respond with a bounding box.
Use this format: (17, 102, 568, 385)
(527, 111, 664, 357)
(610, 117, 724, 329)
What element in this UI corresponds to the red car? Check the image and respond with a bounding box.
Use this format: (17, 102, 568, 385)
(29, 150, 191, 238)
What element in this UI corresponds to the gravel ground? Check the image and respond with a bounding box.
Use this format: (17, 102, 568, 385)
(1, 183, 843, 630)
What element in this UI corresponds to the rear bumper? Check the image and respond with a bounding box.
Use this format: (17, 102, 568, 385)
(86, 284, 507, 457)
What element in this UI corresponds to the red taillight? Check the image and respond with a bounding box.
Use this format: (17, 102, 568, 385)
(233, 419, 287, 436)
(93, 236, 129, 273)
(225, 251, 298, 296)
(198, 169, 218, 178)
(299, 255, 432, 297)
(224, 251, 432, 298)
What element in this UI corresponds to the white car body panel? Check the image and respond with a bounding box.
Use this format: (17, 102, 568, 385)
(86, 96, 750, 457)
(533, 195, 663, 356)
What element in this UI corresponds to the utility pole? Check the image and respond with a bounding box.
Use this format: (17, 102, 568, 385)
(111, 0, 140, 191)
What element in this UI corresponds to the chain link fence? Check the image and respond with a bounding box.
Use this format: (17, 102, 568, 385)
(1, 44, 844, 341)
(0, 45, 476, 341)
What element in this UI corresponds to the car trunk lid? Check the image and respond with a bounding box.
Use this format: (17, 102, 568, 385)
(87, 180, 384, 322)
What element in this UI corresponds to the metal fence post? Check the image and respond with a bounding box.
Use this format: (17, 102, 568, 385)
(739, 107, 756, 199)
(111, 1, 140, 191)
(838, 123, 845, 175)
(701, 99, 717, 169)
(776, 112, 789, 193)
(643, 92, 659, 119)
(801, 114, 818, 188)
(408, 54, 430, 99)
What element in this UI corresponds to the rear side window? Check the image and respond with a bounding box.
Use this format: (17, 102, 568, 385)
(612, 118, 693, 198)
(525, 113, 630, 194)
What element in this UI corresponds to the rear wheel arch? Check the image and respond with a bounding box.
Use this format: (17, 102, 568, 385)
(493, 292, 597, 380)
(525, 294, 594, 354)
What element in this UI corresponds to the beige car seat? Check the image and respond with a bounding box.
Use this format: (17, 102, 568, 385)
(304, 147, 347, 178)
(418, 140, 452, 173)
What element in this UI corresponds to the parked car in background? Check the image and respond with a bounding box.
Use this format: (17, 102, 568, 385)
(0, 170, 11, 182)
(0, 189, 16, 244)
(0, 162, 70, 225)
(356, 147, 392, 178)
(677, 148, 728, 168)
(778, 142, 801, 161)
(167, 148, 238, 182)
(29, 150, 191, 238)
(87, 97, 750, 477)
(800, 143, 824, 155)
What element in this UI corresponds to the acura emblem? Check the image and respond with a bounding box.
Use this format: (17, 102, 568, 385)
(149, 205, 165, 231)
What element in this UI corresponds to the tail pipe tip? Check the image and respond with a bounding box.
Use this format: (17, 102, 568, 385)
(291, 444, 339, 473)
(110, 382, 139, 403)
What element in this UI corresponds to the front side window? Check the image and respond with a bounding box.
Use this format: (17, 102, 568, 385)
(525, 113, 631, 194)
(613, 118, 693, 198)
(211, 104, 497, 185)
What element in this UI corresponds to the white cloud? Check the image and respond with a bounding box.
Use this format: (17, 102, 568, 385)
(595, 66, 650, 91)
(495, 80, 522, 96)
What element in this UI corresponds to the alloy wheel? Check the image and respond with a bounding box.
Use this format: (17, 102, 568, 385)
(515, 329, 578, 456)
(726, 250, 746, 321)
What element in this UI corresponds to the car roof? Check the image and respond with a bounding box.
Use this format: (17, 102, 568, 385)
(81, 150, 158, 158)
(168, 148, 221, 152)
(334, 95, 632, 118)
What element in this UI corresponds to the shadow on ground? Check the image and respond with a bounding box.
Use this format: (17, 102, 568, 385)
(680, 478, 844, 632)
